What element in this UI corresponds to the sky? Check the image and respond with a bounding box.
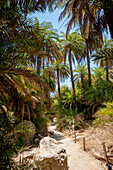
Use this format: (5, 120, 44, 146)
(28, 9, 111, 88)
(29, 8, 68, 33)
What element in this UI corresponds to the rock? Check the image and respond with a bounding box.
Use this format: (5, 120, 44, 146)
(37, 137, 68, 170)
(14, 136, 68, 170)
(16, 120, 36, 145)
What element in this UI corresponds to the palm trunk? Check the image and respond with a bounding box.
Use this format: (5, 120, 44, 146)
(69, 49, 76, 99)
(57, 68, 61, 98)
(105, 56, 109, 81)
(103, 1, 113, 39)
(81, 76, 84, 89)
(47, 57, 49, 67)
(37, 56, 41, 74)
(43, 58, 45, 70)
(86, 43, 91, 87)
(46, 93, 50, 109)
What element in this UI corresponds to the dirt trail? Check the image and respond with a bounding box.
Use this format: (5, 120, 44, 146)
(49, 125, 106, 170)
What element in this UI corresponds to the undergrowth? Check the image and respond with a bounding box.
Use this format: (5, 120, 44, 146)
(93, 103, 113, 126)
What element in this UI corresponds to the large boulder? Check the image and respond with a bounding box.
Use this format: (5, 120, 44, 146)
(16, 120, 36, 145)
(14, 137, 68, 170)
(37, 137, 68, 170)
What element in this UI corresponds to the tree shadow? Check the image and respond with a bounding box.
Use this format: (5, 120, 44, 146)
(50, 133, 65, 141)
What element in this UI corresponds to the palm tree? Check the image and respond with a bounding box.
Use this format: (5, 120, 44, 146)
(0, 7, 61, 120)
(73, 64, 87, 89)
(43, 59, 70, 98)
(58, 1, 102, 87)
(92, 67, 106, 81)
(32, 19, 61, 74)
(53, 60, 70, 98)
(58, 0, 113, 39)
(0, 67, 51, 121)
(92, 35, 113, 81)
(42, 66, 56, 108)
(0, 0, 54, 17)
(84, 32, 101, 87)
(60, 31, 85, 99)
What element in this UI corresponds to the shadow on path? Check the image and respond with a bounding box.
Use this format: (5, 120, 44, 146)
(49, 125, 65, 142)
(50, 133, 65, 141)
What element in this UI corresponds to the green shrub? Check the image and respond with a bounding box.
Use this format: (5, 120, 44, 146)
(56, 115, 73, 131)
(93, 103, 113, 126)
(85, 80, 113, 103)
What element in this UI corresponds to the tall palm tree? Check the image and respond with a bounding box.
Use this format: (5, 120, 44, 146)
(60, 31, 85, 99)
(92, 35, 113, 81)
(32, 19, 61, 74)
(42, 66, 56, 108)
(58, 1, 102, 87)
(43, 59, 70, 98)
(58, 0, 113, 39)
(73, 64, 87, 89)
(53, 60, 70, 98)
(0, 4, 61, 120)
(84, 31, 101, 87)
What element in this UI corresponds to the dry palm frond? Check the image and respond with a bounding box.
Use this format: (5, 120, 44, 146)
(0, 66, 52, 120)
(58, 0, 113, 44)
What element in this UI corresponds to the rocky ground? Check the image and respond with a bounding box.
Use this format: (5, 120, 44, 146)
(49, 125, 108, 170)
(14, 123, 113, 170)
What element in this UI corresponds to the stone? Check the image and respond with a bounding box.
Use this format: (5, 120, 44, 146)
(16, 120, 36, 145)
(14, 136, 68, 170)
(37, 137, 68, 170)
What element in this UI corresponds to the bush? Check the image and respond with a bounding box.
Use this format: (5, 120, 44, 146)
(56, 115, 73, 131)
(0, 109, 18, 169)
(93, 103, 113, 126)
(85, 80, 113, 103)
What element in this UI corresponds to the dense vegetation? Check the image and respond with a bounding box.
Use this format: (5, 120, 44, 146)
(0, 0, 113, 169)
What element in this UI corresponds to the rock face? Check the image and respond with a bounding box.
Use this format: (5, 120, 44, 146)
(14, 137, 68, 170)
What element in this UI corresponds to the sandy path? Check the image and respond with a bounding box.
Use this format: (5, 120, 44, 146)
(49, 125, 106, 170)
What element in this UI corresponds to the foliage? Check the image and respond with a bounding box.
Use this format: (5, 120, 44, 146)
(92, 36, 113, 81)
(54, 78, 113, 125)
(0, 67, 51, 121)
(56, 114, 73, 131)
(33, 109, 48, 134)
(53, 59, 70, 97)
(73, 64, 88, 89)
(92, 36, 113, 61)
(54, 85, 83, 112)
(85, 79, 113, 103)
(0, 107, 35, 169)
(93, 103, 113, 126)
(30, 19, 62, 74)
(1, 0, 113, 168)
(57, 0, 113, 39)
(60, 30, 85, 98)
(53, 85, 85, 130)
(92, 67, 106, 81)
(56, 109, 87, 131)
(0, 1, 59, 168)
